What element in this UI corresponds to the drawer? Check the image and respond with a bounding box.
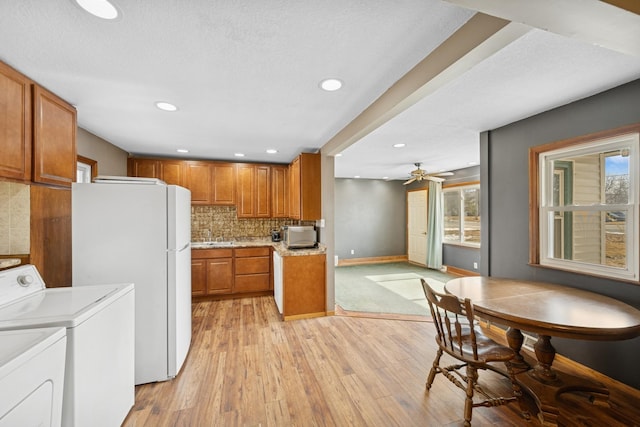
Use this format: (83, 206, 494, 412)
(234, 247, 270, 257)
(234, 273, 270, 293)
(192, 248, 233, 259)
(235, 256, 270, 275)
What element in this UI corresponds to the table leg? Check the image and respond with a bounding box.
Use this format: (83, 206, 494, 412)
(505, 327, 530, 372)
(516, 335, 610, 427)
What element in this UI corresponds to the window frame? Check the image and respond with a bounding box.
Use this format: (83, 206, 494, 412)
(529, 123, 640, 283)
(442, 181, 481, 248)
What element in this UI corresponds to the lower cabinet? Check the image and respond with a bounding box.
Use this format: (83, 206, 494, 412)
(191, 249, 233, 296)
(273, 253, 326, 320)
(192, 246, 271, 297)
(234, 247, 271, 293)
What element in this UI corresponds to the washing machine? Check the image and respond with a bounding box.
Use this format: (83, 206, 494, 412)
(0, 265, 135, 427)
(0, 327, 66, 427)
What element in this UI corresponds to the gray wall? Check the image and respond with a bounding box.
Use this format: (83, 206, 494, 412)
(76, 127, 129, 176)
(335, 178, 406, 261)
(482, 78, 640, 388)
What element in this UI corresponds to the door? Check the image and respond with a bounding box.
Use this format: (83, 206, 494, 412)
(408, 189, 428, 266)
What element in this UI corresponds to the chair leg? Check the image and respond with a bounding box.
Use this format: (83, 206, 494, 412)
(426, 348, 443, 391)
(505, 362, 531, 421)
(463, 364, 476, 427)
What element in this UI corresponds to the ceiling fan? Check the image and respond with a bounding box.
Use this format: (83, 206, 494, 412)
(403, 163, 453, 185)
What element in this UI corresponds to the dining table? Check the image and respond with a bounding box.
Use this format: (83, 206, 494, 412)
(445, 276, 640, 426)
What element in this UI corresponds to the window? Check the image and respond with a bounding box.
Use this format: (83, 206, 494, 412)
(77, 155, 98, 183)
(443, 183, 480, 247)
(531, 125, 639, 282)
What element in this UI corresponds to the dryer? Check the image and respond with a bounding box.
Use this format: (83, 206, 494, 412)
(0, 327, 66, 427)
(0, 265, 135, 427)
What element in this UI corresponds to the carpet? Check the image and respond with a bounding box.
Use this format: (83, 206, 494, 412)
(335, 263, 454, 317)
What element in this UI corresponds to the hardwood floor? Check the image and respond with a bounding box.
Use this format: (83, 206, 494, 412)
(123, 296, 640, 426)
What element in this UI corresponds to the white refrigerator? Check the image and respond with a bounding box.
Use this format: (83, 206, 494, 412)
(71, 176, 192, 385)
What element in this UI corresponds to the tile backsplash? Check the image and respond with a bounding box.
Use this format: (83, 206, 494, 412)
(191, 205, 311, 241)
(0, 181, 30, 254)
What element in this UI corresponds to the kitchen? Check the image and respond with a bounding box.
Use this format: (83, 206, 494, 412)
(3, 1, 640, 426)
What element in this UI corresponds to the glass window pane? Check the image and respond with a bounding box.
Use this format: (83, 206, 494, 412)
(463, 188, 480, 244)
(443, 191, 460, 242)
(605, 150, 629, 205)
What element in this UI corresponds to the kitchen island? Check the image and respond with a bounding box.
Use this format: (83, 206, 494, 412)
(191, 239, 326, 321)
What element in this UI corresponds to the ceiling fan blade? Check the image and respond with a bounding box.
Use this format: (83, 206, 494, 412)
(425, 175, 445, 183)
(403, 177, 417, 185)
(433, 171, 454, 176)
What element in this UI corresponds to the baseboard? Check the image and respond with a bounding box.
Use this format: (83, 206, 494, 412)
(337, 255, 407, 266)
(445, 265, 480, 277)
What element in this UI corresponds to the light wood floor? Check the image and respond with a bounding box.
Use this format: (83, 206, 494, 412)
(123, 296, 640, 426)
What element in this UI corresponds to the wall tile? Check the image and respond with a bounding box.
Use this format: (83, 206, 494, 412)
(0, 182, 30, 255)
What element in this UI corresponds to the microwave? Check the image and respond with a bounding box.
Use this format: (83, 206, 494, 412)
(282, 226, 317, 249)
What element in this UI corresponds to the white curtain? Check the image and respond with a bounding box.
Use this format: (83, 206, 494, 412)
(426, 180, 443, 269)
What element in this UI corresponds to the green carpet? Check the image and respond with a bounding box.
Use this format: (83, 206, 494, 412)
(335, 262, 456, 316)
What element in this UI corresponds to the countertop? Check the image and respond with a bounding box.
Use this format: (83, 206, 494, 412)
(191, 239, 326, 257)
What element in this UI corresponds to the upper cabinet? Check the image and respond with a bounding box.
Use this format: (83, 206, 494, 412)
(236, 164, 270, 218)
(211, 162, 236, 205)
(289, 153, 321, 220)
(271, 165, 288, 218)
(0, 62, 32, 181)
(0, 61, 76, 187)
(127, 155, 320, 220)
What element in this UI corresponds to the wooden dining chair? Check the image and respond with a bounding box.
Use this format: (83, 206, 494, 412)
(420, 279, 525, 426)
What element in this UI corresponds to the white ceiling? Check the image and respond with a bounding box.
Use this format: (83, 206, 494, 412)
(1, 1, 639, 181)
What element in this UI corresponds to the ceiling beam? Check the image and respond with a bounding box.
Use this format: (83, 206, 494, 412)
(447, 0, 640, 56)
(321, 13, 529, 157)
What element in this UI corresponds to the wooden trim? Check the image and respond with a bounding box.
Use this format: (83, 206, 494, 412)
(444, 265, 479, 277)
(283, 311, 326, 321)
(77, 155, 98, 181)
(337, 255, 407, 266)
(528, 122, 640, 266)
(443, 180, 480, 189)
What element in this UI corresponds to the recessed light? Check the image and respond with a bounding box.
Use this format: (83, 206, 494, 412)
(354, 175, 360, 179)
(393, 143, 406, 148)
(176, 149, 189, 153)
(468, 161, 477, 166)
(155, 101, 178, 112)
(234, 153, 245, 157)
(319, 78, 343, 92)
(266, 149, 278, 154)
(382, 176, 389, 180)
(75, 0, 119, 20)
(335, 153, 343, 157)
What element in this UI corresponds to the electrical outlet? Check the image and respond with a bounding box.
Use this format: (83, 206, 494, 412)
(473, 262, 478, 269)
(350, 249, 355, 255)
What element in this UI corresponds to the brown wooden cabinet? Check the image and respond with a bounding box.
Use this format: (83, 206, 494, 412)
(185, 161, 212, 204)
(128, 158, 185, 186)
(234, 247, 271, 293)
(191, 248, 233, 296)
(32, 85, 77, 187)
(289, 153, 321, 220)
(211, 162, 236, 205)
(281, 253, 326, 320)
(271, 165, 288, 218)
(0, 61, 32, 181)
(236, 164, 270, 218)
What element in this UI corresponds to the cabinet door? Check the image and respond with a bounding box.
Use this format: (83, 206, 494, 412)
(129, 158, 161, 178)
(289, 157, 301, 219)
(255, 165, 271, 217)
(236, 164, 255, 217)
(185, 162, 212, 204)
(32, 85, 77, 187)
(271, 165, 288, 218)
(206, 258, 233, 294)
(161, 160, 185, 186)
(191, 259, 207, 296)
(0, 61, 31, 181)
(212, 163, 235, 205)
(299, 153, 321, 220)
